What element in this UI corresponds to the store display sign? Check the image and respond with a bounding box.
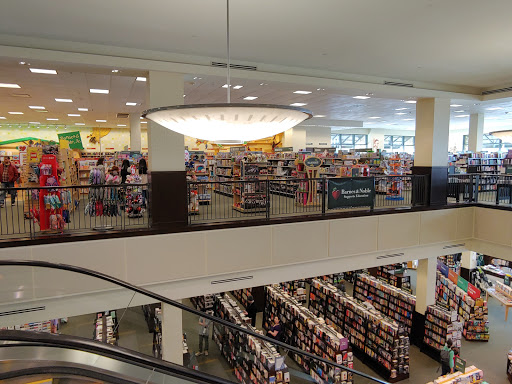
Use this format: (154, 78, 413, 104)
(454, 356, 466, 373)
(448, 269, 459, 285)
(438, 262, 450, 278)
(467, 283, 481, 300)
(327, 178, 375, 209)
(275, 147, 293, 152)
(27, 147, 41, 163)
(58, 131, 83, 149)
(457, 276, 469, 292)
(304, 156, 323, 168)
(339, 337, 349, 351)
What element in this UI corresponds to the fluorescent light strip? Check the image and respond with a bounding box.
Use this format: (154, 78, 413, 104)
(29, 68, 57, 75)
(450, 104, 462, 107)
(290, 103, 307, 107)
(0, 117, 6, 119)
(486, 107, 502, 111)
(126, 102, 137, 106)
(314, 115, 326, 118)
(353, 96, 370, 99)
(403, 118, 414, 121)
(395, 108, 408, 111)
(368, 116, 381, 119)
(404, 100, 417, 104)
(68, 114, 81, 117)
(90, 89, 109, 94)
(96, 119, 107, 122)
(243, 96, 258, 101)
(117, 124, 127, 127)
(0, 83, 21, 88)
(453, 110, 465, 113)
(455, 115, 469, 118)
(395, 113, 406, 115)
(136, 77, 147, 82)
(75, 123, 85, 126)
(29, 106, 45, 109)
(29, 122, 40, 124)
(8, 112, 23, 115)
(47, 118, 58, 121)
(294, 91, 312, 94)
(55, 98, 73, 103)
(78, 108, 88, 111)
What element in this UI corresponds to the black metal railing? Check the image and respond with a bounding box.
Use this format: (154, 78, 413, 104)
(448, 174, 512, 205)
(0, 183, 150, 240)
(188, 175, 428, 224)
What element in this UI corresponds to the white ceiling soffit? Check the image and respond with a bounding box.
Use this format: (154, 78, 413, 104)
(4, 0, 512, 97)
(300, 119, 364, 128)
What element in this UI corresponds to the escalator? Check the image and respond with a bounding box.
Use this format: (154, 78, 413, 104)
(0, 260, 389, 384)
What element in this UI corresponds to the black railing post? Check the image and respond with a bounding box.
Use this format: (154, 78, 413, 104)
(266, 179, 270, 221)
(321, 177, 327, 215)
(474, 175, 479, 203)
(370, 176, 375, 211)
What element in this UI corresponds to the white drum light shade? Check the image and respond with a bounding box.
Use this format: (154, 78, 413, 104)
(490, 130, 512, 143)
(142, 103, 312, 142)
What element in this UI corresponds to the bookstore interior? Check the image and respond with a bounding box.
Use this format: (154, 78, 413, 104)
(7, 254, 512, 384)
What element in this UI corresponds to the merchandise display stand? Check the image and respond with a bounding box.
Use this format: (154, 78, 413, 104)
(308, 279, 410, 382)
(485, 281, 512, 321)
(233, 159, 268, 213)
(264, 285, 354, 384)
(422, 305, 462, 360)
(463, 297, 489, 341)
(94, 310, 118, 345)
(384, 155, 404, 201)
(38, 154, 64, 233)
(213, 294, 290, 384)
(425, 365, 484, 384)
(295, 156, 322, 207)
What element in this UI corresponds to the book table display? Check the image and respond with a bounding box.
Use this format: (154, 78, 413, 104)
(507, 348, 512, 383)
(485, 281, 512, 322)
(213, 294, 290, 384)
(426, 366, 484, 384)
(263, 285, 354, 384)
(309, 279, 410, 382)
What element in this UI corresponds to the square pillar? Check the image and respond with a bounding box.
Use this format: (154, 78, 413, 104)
(129, 113, 142, 152)
(147, 71, 187, 228)
(411, 257, 437, 346)
(468, 113, 484, 153)
(161, 302, 183, 365)
(412, 98, 450, 206)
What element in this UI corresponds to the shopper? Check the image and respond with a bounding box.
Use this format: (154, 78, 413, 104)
(195, 310, 211, 357)
(267, 316, 282, 341)
(0, 156, 20, 208)
(440, 339, 454, 376)
(96, 157, 105, 167)
(246, 295, 257, 327)
(120, 159, 130, 184)
(452, 347, 460, 368)
(138, 158, 148, 206)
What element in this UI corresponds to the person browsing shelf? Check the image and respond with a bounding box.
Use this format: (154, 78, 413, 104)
(138, 158, 148, 206)
(0, 156, 20, 208)
(195, 310, 212, 357)
(246, 295, 257, 327)
(440, 339, 455, 376)
(267, 316, 282, 341)
(120, 159, 130, 184)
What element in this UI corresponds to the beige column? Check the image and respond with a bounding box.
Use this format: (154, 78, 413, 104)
(415, 257, 437, 314)
(283, 127, 307, 151)
(468, 113, 484, 153)
(129, 113, 142, 152)
(161, 302, 183, 365)
(461, 251, 477, 270)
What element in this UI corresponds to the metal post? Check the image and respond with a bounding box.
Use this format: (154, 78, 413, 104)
(370, 176, 375, 211)
(321, 177, 326, 215)
(474, 175, 479, 203)
(266, 179, 270, 220)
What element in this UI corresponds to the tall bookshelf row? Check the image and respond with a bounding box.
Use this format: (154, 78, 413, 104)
(309, 279, 410, 382)
(376, 265, 412, 293)
(1, 319, 59, 333)
(279, 280, 307, 303)
(94, 310, 118, 345)
(423, 305, 462, 352)
(190, 294, 215, 312)
(263, 285, 354, 384)
(213, 294, 290, 384)
(353, 274, 416, 333)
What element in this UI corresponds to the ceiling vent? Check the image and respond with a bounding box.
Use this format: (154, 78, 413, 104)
(376, 252, 405, 260)
(11, 93, 31, 98)
(442, 243, 465, 249)
(482, 87, 512, 95)
(116, 113, 129, 118)
(0, 306, 45, 317)
(211, 62, 258, 71)
(210, 275, 253, 285)
(384, 81, 414, 88)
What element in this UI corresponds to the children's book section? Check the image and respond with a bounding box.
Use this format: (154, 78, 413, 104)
(186, 147, 413, 215)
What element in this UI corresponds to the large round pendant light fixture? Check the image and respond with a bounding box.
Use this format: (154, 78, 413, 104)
(490, 130, 512, 144)
(143, 1, 312, 142)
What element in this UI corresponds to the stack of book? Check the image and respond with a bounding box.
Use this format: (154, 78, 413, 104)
(463, 297, 489, 341)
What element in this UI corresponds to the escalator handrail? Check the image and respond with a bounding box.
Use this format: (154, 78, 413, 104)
(0, 329, 236, 384)
(0, 260, 389, 384)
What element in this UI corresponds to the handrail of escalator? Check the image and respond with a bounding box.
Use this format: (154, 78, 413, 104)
(0, 260, 389, 384)
(0, 329, 236, 384)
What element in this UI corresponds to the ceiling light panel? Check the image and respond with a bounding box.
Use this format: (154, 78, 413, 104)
(29, 68, 57, 74)
(353, 96, 370, 99)
(96, 119, 107, 122)
(450, 104, 463, 107)
(486, 107, 502, 111)
(29, 106, 45, 109)
(136, 77, 147, 82)
(8, 112, 23, 115)
(294, 91, 312, 94)
(90, 89, 109, 94)
(404, 100, 417, 104)
(243, 96, 258, 100)
(290, 103, 307, 107)
(0, 83, 21, 88)
(68, 114, 80, 117)
(55, 98, 73, 103)
(78, 108, 88, 111)
(126, 102, 138, 106)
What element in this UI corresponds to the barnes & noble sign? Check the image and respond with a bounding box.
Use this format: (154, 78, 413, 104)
(327, 178, 375, 209)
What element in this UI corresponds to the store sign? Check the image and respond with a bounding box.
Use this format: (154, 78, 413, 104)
(467, 283, 481, 300)
(505, 275, 511, 286)
(327, 178, 375, 209)
(275, 147, 293, 152)
(448, 269, 459, 285)
(27, 147, 41, 163)
(457, 276, 469, 292)
(58, 131, 83, 149)
(438, 262, 450, 278)
(454, 356, 466, 373)
(304, 156, 323, 168)
(339, 337, 349, 351)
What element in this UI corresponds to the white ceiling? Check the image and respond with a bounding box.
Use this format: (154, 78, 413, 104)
(1, 0, 512, 89)
(1, 57, 512, 134)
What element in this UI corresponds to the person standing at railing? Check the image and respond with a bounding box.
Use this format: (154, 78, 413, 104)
(138, 158, 148, 207)
(0, 156, 20, 208)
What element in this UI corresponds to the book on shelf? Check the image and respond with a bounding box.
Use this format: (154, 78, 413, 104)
(423, 305, 462, 351)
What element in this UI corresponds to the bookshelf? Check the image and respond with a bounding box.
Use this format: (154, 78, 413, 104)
(190, 294, 215, 312)
(279, 280, 307, 304)
(423, 305, 462, 353)
(215, 152, 234, 197)
(463, 297, 489, 341)
(232, 286, 265, 311)
(94, 310, 118, 345)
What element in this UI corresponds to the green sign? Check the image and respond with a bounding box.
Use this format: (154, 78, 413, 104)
(505, 274, 511, 286)
(457, 276, 469, 292)
(327, 178, 375, 209)
(58, 131, 83, 150)
(454, 356, 466, 373)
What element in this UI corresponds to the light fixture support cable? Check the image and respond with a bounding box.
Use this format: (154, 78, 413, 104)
(226, 0, 231, 103)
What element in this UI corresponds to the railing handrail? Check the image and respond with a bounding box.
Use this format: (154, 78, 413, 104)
(0, 260, 389, 384)
(0, 183, 150, 191)
(188, 175, 419, 185)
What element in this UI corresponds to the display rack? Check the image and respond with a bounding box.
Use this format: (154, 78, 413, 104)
(233, 160, 269, 213)
(94, 310, 118, 345)
(190, 294, 215, 312)
(213, 294, 290, 384)
(439, 254, 461, 274)
(264, 285, 354, 384)
(425, 365, 484, 384)
(423, 305, 462, 353)
(463, 297, 489, 341)
(214, 152, 234, 197)
(308, 279, 410, 382)
(376, 264, 412, 293)
(279, 280, 307, 303)
(1, 319, 59, 334)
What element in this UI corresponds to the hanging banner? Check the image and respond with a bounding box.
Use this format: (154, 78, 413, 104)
(448, 269, 459, 285)
(58, 131, 84, 150)
(467, 283, 481, 300)
(327, 178, 375, 209)
(457, 276, 469, 292)
(438, 262, 449, 278)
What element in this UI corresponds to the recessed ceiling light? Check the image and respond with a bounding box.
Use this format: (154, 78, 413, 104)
(314, 115, 326, 118)
(403, 118, 414, 121)
(294, 91, 312, 94)
(68, 113, 81, 117)
(404, 100, 417, 104)
(55, 98, 73, 103)
(183, 94, 186, 97)
(47, 118, 58, 121)
(111, 69, 119, 73)
(486, 107, 503, 111)
(78, 108, 88, 111)
(75, 123, 85, 126)
(316, 88, 326, 91)
(8, 112, 23, 115)
(117, 124, 127, 127)
(29, 122, 40, 124)
(233, 85, 243, 90)
(140, 117, 144, 120)
(96, 119, 107, 122)
(136, 77, 147, 82)
(368, 116, 381, 119)
(90, 89, 109, 94)
(19, 61, 25, 65)
(395, 113, 406, 115)
(29, 106, 45, 109)
(126, 102, 137, 106)
(29, 68, 57, 75)
(290, 103, 307, 107)
(0, 117, 5, 119)
(453, 110, 465, 113)
(35, 110, 48, 113)
(243, 96, 258, 100)
(141, 121, 147, 124)
(353, 96, 371, 99)
(395, 108, 408, 111)
(0, 83, 21, 88)
(455, 115, 469, 118)
(260, 83, 268, 86)
(450, 104, 463, 107)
